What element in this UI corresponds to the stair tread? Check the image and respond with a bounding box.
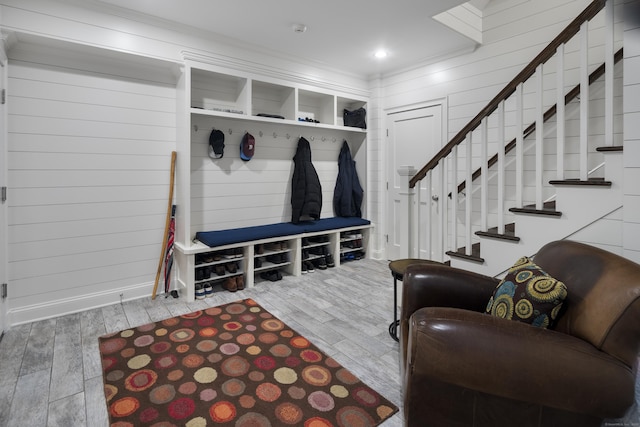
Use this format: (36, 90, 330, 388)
(596, 145, 623, 152)
(549, 178, 612, 186)
(475, 223, 520, 242)
(446, 242, 484, 263)
(510, 201, 561, 217)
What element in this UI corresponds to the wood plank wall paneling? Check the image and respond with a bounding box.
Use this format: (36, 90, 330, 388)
(6, 48, 177, 314)
(187, 114, 366, 235)
(623, 0, 640, 262)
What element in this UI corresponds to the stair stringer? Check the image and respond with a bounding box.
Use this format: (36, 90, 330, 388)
(449, 151, 623, 277)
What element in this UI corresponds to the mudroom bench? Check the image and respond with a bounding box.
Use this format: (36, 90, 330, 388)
(174, 217, 372, 301)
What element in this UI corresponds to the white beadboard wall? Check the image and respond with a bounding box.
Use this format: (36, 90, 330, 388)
(6, 41, 177, 324)
(623, 0, 640, 263)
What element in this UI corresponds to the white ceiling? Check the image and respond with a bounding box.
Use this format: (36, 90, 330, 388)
(93, 0, 482, 78)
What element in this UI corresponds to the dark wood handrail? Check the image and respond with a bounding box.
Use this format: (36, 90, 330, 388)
(409, 0, 606, 188)
(455, 47, 623, 194)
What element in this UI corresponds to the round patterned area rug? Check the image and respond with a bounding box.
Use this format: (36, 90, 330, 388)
(99, 298, 398, 426)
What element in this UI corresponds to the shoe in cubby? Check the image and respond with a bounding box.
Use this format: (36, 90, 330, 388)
(204, 283, 214, 298)
(195, 284, 206, 300)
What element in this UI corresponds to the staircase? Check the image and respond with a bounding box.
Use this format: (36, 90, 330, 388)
(408, 0, 624, 276)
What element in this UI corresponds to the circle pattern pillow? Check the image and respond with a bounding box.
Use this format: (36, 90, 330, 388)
(485, 256, 567, 328)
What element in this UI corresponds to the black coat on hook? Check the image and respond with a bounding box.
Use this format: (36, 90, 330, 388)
(291, 137, 322, 223)
(333, 140, 363, 218)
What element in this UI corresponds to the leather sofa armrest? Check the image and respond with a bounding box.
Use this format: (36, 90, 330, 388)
(400, 264, 499, 362)
(405, 307, 635, 418)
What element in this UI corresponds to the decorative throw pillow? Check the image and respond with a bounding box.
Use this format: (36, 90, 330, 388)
(485, 256, 567, 328)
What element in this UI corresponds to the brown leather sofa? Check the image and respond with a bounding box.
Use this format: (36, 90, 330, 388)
(400, 240, 640, 427)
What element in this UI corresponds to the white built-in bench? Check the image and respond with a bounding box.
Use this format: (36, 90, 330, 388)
(174, 217, 373, 301)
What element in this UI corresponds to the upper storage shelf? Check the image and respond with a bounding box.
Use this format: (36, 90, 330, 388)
(188, 66, 367, 132)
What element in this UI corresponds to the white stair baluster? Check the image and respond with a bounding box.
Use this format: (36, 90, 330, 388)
(465, 133, 473, 254)
(557, 43, 565, 180)
(497, 101, 505, 233)
(580, 21, 589, 180)
(605, 0, 614, 147)
(516, 83, 524, 207)
(450, 146, 458, 253)
(535, 63, 544, 210)
(480, 117, 488, 232)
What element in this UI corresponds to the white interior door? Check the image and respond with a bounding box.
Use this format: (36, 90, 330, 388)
(386, 105, 443, 260)
(0, 58, 7, 335)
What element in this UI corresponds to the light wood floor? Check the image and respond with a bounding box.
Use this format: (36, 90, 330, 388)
(1, 258, 638, 426)
(0, 259, 404, 427)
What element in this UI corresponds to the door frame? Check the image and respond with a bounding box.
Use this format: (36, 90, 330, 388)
(384, 98, 447, 261)
(0, 43, 8, 336)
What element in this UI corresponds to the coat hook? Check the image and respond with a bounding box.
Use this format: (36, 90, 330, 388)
(310, 136, 315, 141)
(332, 137, 337, 143)
(259, 130, 263, 137)
(321, 136, 326, 142)
(228, 128, 233, 135)
(286, 133, 291, 140)
(193, 125, 198, 132)
(273, 132, 278, 138)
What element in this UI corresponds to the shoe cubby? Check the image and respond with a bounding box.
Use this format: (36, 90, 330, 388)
(252, 80, 295, 120)
(339, 230, 366, 263)
(194, 247, 245, 286)
(190, 68, 249, 115)
(298, 90, 334, 125)
(301, 233, 335, 272)
(253, 240, 291, 274)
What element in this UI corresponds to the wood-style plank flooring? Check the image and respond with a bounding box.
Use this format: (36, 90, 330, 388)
(0, 259, 404, 426)
(1, 258, 638, 426)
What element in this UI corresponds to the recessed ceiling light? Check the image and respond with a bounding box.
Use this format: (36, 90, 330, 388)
(292, 23, 307, 33)
(374, 50, 388, 59)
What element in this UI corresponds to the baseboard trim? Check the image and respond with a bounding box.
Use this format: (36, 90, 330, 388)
(7, 281, 155, 327)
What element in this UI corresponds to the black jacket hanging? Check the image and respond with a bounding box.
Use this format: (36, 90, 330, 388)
(291, 137, 322, 223)
(333, 140, 363, 217)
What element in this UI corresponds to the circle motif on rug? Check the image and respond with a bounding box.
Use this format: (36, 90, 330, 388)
(236, 333, 255, 345)
(124, 369, 157, 392)
(258, 332, 279, 344)
(149, 384, 176, 404)
(290, 336, 310, 348)
(120, 330, 134, 338)
(270, 343, 292, 357)
(325, 357, 340, 368)
(170, 328, 195, 342)
(302, 365, 332, 387)
(330, 385, 349, 398)
(239, 313, 256, 323)
(106, 370, 124, 382)
(280, 330, 294, 338)
(179, 381, 197, 395)
(256, 382, 282, 402)
(253, 355, 276, 371)
(239, 394, 256, 409)
(193, 367, 218, 383)
(205, 307, 222, 316)
(120, 348, 135, 358)
(335, 368, 359, 385)
(261, 319, 284, 331)
(104, 384, 118, 401)
(300, 349, 322, 363)
(223, 321, 242, 331)
(127, 354, 151, 370)
(221, 355, 250, 377)
(226, 303, 247, 314)
(235, 412, 271, 427)
(308, 391, 335, 412)
(197, 316, 215, 327)
(274, 367, 298, 385)
(155, 328, 168, 337)
(195, 340, 217, 352)
(275, 402, 304, 425)
(200, 388, 217, 402)
(162, 317, 180, 327)
(110, 397, 140, 417)
(177, 344, 190, 353)
(219, 332, 233, 340)
(209, 401, 236, 423)
(286, 356, 301, 368)
(102, 356, 117, 371)
(139, 406, 158, 423)
(100, 337, 127, 355)
(198, 327, 218, 338)
(304, 417, 334, 427)
(137, 323, 156, 332)
(220, 342, 240, 355)
(167, 369, 184, 381)
(154, 354, 178, 370)
(352, 386, 379, 407)
(181, 310, 202, 319)
(186, 416, 207, 427)
(248, 371, 265, 382)
(246, 345, 261, 355)
(182, 354, 205, 368)
(168, 397, 195, 420)
(221, 378, 246, 396)
(336, 406, 375, 427)
(288, 385, 306, 399)
(150, 341, 171, 354)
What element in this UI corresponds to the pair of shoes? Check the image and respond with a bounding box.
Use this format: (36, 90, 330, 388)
(204, 283, 213, 297)
(309, 235, 328, 243)
(265, 241, 287, 251)
(354, 251, 365, 260)
(304, 260, 315, 273)
(255, 244, 264, 255)
(222, 248, 243, 259)
(325, 254, 335, 268)
(309, 247, 324, 256)
(302, 262, 308, 274)
(254, 257, 263, 268)
(215, 265, 226, 276)
(226, 262, 239, 274)
(313, 257, 327, 270)
(236, 275, 245, 290)
(302, 249, 310, 260)
(195, 268, 206, 281)
(266, 253, 287, 264)
(195, 284, 206, 299)
(260, 270, 283, 282)
(223, 277, 238, 292)
(301, 238, 310, 247)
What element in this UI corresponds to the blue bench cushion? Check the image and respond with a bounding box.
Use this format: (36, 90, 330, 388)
(195, 217, 370, 248)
